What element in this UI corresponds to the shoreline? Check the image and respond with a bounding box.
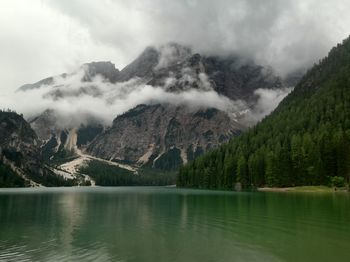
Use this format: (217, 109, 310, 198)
(258, 185, 349, 193)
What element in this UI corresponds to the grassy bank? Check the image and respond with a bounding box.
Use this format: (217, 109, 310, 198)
(258, 185, 349, 193)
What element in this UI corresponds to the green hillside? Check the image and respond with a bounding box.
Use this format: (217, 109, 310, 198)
(177, 36, 350, 189)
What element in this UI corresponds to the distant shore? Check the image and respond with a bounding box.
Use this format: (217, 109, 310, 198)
(258, 185, 349, 193)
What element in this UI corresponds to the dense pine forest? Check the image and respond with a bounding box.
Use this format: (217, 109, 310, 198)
(79, 160, 176, 186)
(0, 160, 26, 187)
(177, 37, 350, 189)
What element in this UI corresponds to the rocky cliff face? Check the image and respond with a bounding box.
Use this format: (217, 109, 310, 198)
(87, 104, 242, 170)
(0, 111, 79, 186)
(0, 111, 40, 172)
(117, 43, 286, 104)
(0, 111, 49, 185)
(28, 109, 103, 164)
(143, 45, 285, 105)
(19, 43, 298, 171)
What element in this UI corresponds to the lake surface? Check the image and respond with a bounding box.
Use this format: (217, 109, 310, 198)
(0, 187, 349, 262)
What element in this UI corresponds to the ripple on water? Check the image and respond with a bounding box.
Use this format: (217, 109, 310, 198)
(0, 188, 349, 262)
(0, 240, 126, 262)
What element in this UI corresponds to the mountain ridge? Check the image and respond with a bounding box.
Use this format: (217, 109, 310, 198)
(13, 42, 299, 178)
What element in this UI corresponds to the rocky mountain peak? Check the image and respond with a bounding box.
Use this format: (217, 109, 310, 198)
(154, 42, 192, 69)
(18, 61, 120, 92)
(81, 61, 120, 83)
(117, 46, 160, 82)
(18, 42, 301, 172)
(117, 43, 193, 82)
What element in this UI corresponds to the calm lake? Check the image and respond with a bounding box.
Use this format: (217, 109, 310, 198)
(0, 187, 349, 262)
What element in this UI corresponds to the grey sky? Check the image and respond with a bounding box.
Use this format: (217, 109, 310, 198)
(1, 0, 350, 93)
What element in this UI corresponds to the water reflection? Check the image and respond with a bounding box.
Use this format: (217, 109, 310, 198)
(0, 188, 349, 262)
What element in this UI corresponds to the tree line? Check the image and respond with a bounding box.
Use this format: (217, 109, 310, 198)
(79, 160, 176, 186)
(178, 36, 350, 189)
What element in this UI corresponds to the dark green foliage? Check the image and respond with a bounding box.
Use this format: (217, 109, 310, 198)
(25, 168, 77, 187)
(2, 150, 23, 166)
(84, 180, 92, 186)
(77, 125, 103, 146)
(42, 131, 78, 166)
(49, 149, 78, 166)
(60, 131, 68, 145)
(1, 110, 76, 187)
(186, 145, 204, 162)
(0, 111, 37, 143)
(42, 135, 59, 162)
(154, 148, 183, 171)
(138, 168, 177, 185)
(331, 176, 345, 188)
(178, 36, 350, 189)
(0, 161, 26, 187)
(79, 160, 176, 186)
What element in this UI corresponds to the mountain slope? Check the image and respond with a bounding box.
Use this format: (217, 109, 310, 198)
(19, 43, 296, 173)
(87, 104, 243, 170)
(83, 45, 293, 170)
(0, 110, 75, 187)
(177, 36, 350, 189)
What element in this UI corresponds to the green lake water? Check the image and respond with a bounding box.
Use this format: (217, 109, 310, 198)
(0, 187, 349, 262)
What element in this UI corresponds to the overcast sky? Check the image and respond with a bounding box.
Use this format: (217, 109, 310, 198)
(1, 0, 350, 93)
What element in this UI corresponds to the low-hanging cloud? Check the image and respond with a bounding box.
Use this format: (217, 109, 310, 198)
(242, 88, 293, 126)
(0, 69, 247, 128)
(0, 66, 290, 129)
(1, 0, 350, 93)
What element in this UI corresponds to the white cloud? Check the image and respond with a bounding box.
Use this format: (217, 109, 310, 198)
(1, 0, 350, 130)
(0, 69, 245, 128)
(242, 88, 293, 125)
(154, 43, 191, 70)
(0, 0, 124, 93)
(0, 58, 294, 129)
(46, 0, 350, 76)
(0, 0, 350, 95)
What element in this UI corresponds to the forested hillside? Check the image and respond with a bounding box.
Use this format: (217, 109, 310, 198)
(0, 110, 75, 187)
(177, 36, 350, 189)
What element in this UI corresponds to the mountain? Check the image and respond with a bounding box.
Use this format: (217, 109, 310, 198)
(19, 61, 120, 92)
(177, 36, 350, 190)
(20, 43, 287, 101)
(0, 110, 76, 187)
(87, 104, 242, 170)
(119, 43, 287, 104)
(18, 43, 296, 176)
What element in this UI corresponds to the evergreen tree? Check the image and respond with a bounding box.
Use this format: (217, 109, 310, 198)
(177, 36, 350, 190)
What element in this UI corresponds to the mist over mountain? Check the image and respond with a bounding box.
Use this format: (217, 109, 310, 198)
(1, 0, 350, 94)
(2, 0, 349, 184)
(8, 43, 293, 129)
(1, 43, 295, 172)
